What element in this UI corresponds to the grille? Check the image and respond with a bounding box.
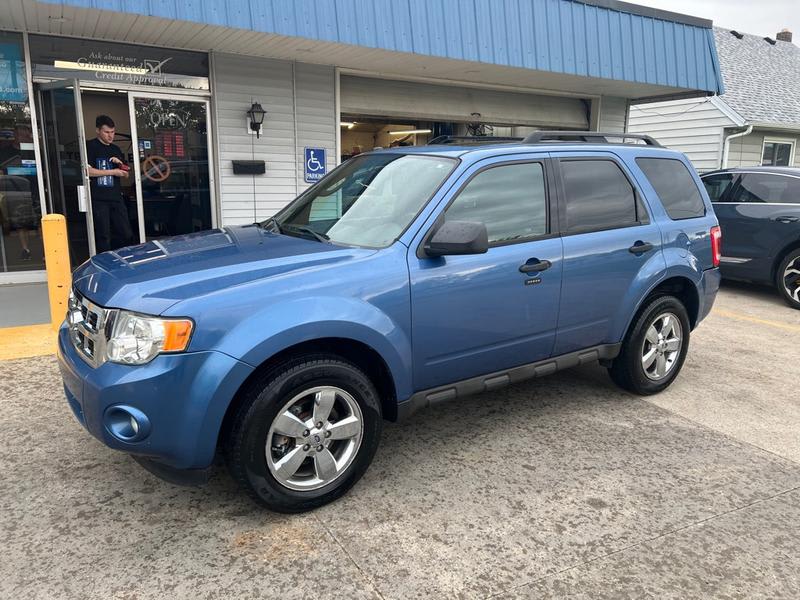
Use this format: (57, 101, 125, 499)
(67, 289, 109, 367)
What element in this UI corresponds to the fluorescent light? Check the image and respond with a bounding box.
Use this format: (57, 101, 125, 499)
(340, 121, 356, 129)
(54, 60, 148, 75)
(388, 129, 432, 135)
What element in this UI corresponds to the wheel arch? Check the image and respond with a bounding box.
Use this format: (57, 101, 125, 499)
(218, 337, 400, 456)
(623, 274, 701, 339)
(772, 241, 800, 283)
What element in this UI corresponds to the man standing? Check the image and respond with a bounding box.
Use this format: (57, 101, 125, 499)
(86, 115, 133, 253)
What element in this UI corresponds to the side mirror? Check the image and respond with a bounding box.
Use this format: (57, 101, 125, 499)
(423, 220, 489, 257)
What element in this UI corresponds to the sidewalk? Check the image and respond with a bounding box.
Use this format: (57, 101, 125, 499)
(0, 283, 57, 360)
(0, 282, 51, 327)
(0, 323, 57, 360)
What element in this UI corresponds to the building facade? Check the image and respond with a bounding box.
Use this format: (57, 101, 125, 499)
(629, 27, 800, 172)
(0, 0, 723, 284)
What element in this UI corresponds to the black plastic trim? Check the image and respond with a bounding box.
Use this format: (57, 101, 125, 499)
(396, 343, 622, 421)
(522, 130, 662, 147)
(131, 455, 211, 487)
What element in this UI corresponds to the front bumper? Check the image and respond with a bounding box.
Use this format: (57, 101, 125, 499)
(57, 324, 254, 470)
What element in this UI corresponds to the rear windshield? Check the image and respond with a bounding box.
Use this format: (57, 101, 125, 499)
(636, 158, 706, 220)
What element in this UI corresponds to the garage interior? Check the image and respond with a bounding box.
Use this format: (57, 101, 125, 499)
(338, 75, 593, 160)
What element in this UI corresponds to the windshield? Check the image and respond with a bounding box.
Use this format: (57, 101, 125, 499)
(270, 153, 457, 247)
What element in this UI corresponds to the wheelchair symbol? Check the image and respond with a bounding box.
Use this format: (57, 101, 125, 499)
(306, 151, 323, 172)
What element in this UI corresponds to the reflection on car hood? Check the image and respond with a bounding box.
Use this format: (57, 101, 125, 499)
(72, 225, 373, 314)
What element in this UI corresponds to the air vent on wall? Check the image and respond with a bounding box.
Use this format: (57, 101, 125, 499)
(729, 30, 744, 39)
(764, 37, 777, 45)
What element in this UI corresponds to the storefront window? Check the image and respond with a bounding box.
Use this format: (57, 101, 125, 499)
(0, 31, 44, 273)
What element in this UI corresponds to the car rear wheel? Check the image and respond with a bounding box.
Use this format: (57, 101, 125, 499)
(224, 355, 382, 513)
(609, 295, 691, 395)
(777, 250, 800, 310)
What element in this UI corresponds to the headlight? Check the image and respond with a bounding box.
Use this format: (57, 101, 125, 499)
(106, 311, 194, 365)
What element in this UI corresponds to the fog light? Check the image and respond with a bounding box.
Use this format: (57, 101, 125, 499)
(104, 405, 150, 442)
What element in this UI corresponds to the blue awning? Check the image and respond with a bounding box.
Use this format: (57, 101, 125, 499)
(39, 0, 725, 95)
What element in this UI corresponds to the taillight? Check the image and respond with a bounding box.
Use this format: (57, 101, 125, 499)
(710, 226, 722, 267)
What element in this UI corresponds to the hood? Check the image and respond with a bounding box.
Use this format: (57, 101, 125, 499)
(72, 225, 375, 314)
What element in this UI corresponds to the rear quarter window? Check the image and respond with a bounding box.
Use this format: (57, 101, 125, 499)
(636, 158, 706, 220)
(701, 173, 735, 202)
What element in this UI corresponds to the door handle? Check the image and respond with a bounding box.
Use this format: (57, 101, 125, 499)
(519, 259, 552, 273)
(629, 241, 654, 254)
(772, 215, 799, 224)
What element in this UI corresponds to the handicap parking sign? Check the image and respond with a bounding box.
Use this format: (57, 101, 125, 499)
(304, 147, 327, 183)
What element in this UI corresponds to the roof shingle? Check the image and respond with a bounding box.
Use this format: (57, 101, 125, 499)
(714, 27, 800, 128)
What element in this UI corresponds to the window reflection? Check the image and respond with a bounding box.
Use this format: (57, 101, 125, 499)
(0, 31, 44, 273)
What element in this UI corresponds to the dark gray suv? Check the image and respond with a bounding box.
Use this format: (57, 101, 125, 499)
(701, 167, 800, 309)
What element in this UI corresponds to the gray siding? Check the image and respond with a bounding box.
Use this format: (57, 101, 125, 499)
(340, 76, 588, 129)
(628, 98, 734, 172)
(295, 63, 337, 193)
(212, 54, 335, 226)
(597, 97, 627, 132)
(726, 128, 800, 168)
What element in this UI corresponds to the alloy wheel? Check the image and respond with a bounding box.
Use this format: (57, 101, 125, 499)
(641, 312, 683, 381)
(266, 386, 363, 491)
(783, 257, 800, 304)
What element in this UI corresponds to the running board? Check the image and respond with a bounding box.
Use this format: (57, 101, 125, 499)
(396, 343, 621, 421)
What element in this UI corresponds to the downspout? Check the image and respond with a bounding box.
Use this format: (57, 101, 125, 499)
(722, 125, 753, 168)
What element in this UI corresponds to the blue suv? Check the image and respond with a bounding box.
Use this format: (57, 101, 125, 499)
(58, 132, 721, 512)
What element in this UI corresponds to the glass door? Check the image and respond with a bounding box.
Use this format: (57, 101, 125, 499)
(128, 94, 214, 241)
(38, 79, 94, 265)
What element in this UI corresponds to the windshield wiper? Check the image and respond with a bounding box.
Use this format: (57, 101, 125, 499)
(258, 217, 283, 234)
(282, 224, 330, 243)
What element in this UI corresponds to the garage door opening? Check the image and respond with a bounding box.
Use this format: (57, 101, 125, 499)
(339, 114, 543, 161)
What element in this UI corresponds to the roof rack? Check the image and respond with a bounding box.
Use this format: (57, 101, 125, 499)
(427, 135, 524, 145)
(522, 131, 662, 147)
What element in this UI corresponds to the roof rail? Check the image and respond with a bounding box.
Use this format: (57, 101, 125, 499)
(427, 135, 524, 145)
(522, 131, 662, 147)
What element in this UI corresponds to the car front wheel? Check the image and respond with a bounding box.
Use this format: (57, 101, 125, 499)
(225, 355, 382, 513)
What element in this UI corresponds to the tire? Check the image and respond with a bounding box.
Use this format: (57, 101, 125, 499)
(224, 355, 382, 513)
(609, 295, 691, 395)
(776, 249, 800, 310)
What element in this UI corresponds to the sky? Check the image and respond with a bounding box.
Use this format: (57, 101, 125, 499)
(631, 0, 800, 39)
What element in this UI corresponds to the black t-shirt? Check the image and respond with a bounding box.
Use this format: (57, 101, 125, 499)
(87, 138, 124, 202)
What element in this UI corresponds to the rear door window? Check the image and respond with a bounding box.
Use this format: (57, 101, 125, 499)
(636, 158, 705, 219)
(731, 173, 800, 204)
(559, 159, 639, 233)
(701, 173, 736, 202)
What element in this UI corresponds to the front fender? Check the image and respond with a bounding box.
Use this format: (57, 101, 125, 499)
(214, 296, 414, 402)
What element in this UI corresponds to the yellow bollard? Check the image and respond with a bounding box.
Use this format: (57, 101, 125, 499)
(41, 214, 72, 331)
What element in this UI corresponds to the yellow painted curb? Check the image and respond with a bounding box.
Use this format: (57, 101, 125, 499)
(0, 324, 58, 361)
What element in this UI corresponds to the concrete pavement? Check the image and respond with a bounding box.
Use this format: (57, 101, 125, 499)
(1, 282, 798, 599)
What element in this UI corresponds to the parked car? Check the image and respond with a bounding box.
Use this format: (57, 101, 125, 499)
(58, 132, 721, 512)
(701, 167, 800, 309)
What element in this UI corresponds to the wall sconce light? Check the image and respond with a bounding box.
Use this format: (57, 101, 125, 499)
(247, 102, 267, 138)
